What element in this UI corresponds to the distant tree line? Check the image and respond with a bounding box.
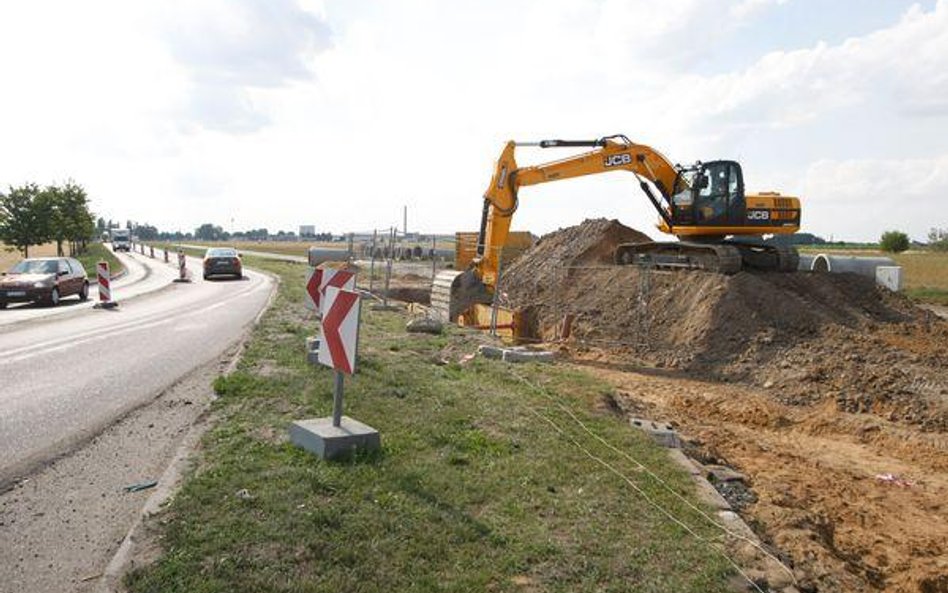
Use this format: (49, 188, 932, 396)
(0, 181, 96, 257)
(929, 227, 948, 252)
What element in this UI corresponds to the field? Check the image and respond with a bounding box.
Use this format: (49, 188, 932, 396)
(186, 236, 458, 259)
(0, 242, 61, 271)
(1, 242, 124, 276)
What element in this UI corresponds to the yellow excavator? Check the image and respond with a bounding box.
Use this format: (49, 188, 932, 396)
(432, 134, 802, 323)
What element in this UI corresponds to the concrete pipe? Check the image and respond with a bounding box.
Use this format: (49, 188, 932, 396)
(308, 247, 353, 266)
(811, 254, 896, 278)
(412, 246, 423, 259)
(798, 254, 815, 271)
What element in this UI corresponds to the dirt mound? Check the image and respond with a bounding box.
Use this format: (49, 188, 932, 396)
(501, 218, 649, 292)
(500, 220, 948, 431)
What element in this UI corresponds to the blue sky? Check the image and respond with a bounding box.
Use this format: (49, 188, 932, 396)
(0, 0, 945, 241)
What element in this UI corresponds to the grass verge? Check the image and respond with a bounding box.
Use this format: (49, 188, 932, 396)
(125, 255, 734, 593)
(73, 242, 124, 277)
(905, 287, 948, 306)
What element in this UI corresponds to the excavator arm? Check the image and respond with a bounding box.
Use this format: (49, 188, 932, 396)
(473, 135, 680, 288)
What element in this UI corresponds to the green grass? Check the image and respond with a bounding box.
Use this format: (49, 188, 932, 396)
(125, 255, 734, 593)
(905, 287, 948, 305)
(74, 242, 124, 277)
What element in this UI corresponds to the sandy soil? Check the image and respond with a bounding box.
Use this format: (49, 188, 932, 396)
(578, 360, 948, 593)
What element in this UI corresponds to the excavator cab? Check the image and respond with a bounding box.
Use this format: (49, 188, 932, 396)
(670, 161, 745, 228)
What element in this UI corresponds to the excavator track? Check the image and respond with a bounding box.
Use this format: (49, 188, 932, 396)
(614, 241, 799, 274)
(614, 241, 743, 274)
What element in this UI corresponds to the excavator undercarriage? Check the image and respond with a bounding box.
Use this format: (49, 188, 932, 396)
(614, 240, 799, 274)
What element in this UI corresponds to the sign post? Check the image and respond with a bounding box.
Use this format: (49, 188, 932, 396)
(290, 284, 380, 460)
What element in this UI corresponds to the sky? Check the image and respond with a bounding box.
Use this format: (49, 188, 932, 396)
(0, 0, 946, 242)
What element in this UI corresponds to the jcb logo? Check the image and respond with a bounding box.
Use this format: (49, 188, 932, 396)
(747, 210, 770, 221)
(604, 153, 632, 168)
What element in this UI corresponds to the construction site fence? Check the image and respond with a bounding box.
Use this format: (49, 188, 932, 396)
(493, 262, 662, 351)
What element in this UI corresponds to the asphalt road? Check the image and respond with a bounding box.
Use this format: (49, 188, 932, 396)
(0, 251, 275, 484)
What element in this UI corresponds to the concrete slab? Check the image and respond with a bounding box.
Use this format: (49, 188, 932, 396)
(629, 417, 681, 448)
(503, 349, 554, 363)
(477, 345, 505, 359)
(477, 344, 554, 363)
(290, 416, 380, 460)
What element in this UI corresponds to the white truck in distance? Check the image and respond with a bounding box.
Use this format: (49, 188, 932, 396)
(110, 229, 131, 252)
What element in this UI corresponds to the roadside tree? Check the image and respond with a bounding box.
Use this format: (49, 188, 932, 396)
(0, 183, 52, 257)
(880, 230, 910, 253)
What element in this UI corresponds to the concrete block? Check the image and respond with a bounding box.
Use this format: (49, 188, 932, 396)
(290, 416, 380, 460)
(406, 317, 443, 334)
(502, 349, 554, 363)
(875, 266, 903, 292)
(307, 350, 320, 365)
(477, 344, 505, 359)
(305, 336, 320, 352)
(477, 345, 554, 363)
(629, 417, 681, 448)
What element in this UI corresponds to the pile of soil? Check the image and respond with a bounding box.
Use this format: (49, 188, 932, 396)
(500, 220, 948, 431)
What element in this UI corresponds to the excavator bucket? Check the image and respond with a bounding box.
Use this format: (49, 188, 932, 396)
(431, 269, 493, 323)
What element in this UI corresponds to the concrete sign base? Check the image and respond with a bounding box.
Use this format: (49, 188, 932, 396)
(290, 416, 380, 460)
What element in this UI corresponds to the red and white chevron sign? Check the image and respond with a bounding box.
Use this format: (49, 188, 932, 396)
(304, 268, 322, 310)
(318, 286, 361, 374)
(304, 267, 356, 312)
(97, 261, 112, 303)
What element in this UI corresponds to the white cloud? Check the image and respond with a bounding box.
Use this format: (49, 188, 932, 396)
(802, 154, 948, 240)
(162, 0, 332, 133)
(659, 0, 948, 132)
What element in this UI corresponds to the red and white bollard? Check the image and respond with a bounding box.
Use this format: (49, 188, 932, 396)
(173, 251, 191, 283)
(164, 249, 169, 263)
(94, 261, 118, 309)
(149, 245, 154, 258)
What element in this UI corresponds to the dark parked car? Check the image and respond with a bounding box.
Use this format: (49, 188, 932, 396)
(203, 248, 242, 280)
(0, 257, 89, 308)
